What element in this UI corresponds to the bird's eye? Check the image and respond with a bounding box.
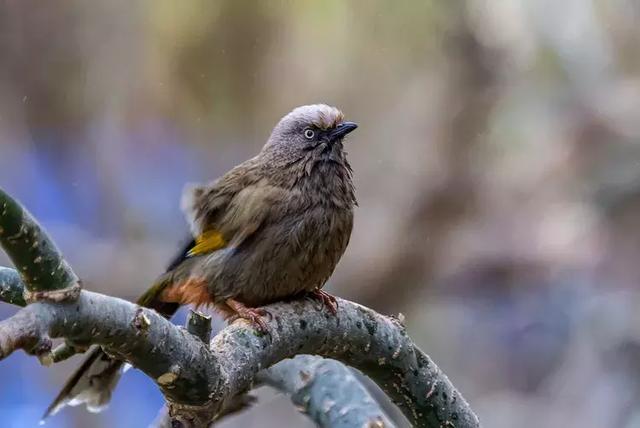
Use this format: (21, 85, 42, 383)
(304, 128, 315, 140)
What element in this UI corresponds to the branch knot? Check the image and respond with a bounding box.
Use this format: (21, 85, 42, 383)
(165, 397, 218, 428)
(23, 282, 82, 304)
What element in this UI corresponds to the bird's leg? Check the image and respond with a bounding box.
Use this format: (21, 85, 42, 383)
(308, 289, 338, 315)
(225, 299, 271, 333)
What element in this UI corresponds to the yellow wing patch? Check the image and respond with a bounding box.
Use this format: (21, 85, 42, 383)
(188, 230, 226, 256)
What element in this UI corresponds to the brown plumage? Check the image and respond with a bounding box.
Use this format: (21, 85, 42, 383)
(44, 104, 358, 420)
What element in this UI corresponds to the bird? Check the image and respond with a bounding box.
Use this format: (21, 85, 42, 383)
(43, 104, 358, 420)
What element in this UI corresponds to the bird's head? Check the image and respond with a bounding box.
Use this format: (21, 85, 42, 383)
(264, 104, 358, 157)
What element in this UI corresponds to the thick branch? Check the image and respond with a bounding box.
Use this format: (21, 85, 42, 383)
(1, 271, 398, 427)
(0, 290, 219, 407)
(0, 189, 78, 293)
(258, 355, 395, 428)
(213, 299, 479, 427)
(5, 267, 394, 428)
(0, 275, 479, 427)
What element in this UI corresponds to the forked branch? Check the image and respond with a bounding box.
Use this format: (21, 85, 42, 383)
(0, 189, 480, 427)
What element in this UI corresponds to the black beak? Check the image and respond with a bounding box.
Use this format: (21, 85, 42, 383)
(329, 121, 358, 141)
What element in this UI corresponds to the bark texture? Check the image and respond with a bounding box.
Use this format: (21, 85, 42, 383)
(259, 355, 395, 428)
(0, 189, 78, 293)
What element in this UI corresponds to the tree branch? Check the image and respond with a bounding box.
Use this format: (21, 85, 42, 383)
(1, 269, 404, 427)
(258, 355, 395, 428)
(0, 266, 26, 306)
(0, 276, 479, 427)
(186, 310, 213, 343)
(0, 189, 79, 295)
(0, 290, 219, 406)
(212, 297, 479, 427)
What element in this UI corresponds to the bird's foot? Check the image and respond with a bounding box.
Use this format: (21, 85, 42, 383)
(309, 289, 338, 315)
(225, 299, 271, 333)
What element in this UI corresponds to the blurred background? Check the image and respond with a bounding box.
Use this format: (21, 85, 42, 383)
(1, 0, 640, 427)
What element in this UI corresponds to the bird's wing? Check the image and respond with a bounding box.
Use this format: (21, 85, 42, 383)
(187, 230, 226, 256)
(182, 161, 286, 254)
(218, 182, 287, 249)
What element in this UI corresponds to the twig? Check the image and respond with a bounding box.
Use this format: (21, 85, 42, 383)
(187, 310, 212, 343)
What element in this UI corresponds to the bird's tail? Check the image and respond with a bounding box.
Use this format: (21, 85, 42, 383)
(42, 346, 126, 421)
(42, 275, 180, 422)
(42, 238, 194, 422)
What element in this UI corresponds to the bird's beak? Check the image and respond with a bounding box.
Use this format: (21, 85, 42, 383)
(329, 121, 358, 141)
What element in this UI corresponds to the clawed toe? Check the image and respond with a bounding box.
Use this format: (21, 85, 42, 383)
(245, 310, 269, 333)
(254, 308, 273, 321)
(309, 290, 338, 315)
(225, 299, 271, 334)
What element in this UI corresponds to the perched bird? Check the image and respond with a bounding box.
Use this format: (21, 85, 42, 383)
(43, 104, 358, 419)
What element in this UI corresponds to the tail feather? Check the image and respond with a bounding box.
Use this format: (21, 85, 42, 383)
(43, 291, 177, 422)
(42, 347, 125, 421)
(42, 280, 176, 423)
(43, 236, 194, 422)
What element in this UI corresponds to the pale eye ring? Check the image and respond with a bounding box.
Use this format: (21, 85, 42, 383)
(304, 128, 315, 140)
